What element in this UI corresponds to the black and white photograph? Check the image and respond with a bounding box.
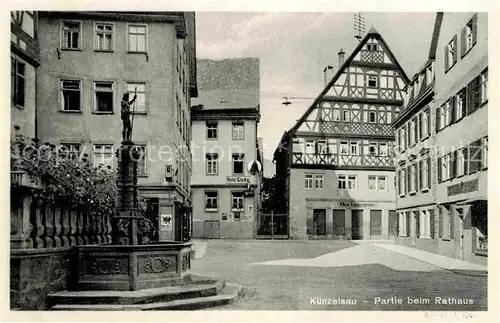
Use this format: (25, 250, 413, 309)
(6, 3, 497, 321)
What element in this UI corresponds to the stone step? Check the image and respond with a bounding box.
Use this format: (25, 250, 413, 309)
(50, 283, 243, 311)
(48, 279, 225, 306)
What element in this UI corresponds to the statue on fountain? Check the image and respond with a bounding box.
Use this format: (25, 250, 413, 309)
(121, 92, 137, 142)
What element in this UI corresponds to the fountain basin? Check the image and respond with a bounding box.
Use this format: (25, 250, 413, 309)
(76, 242, 192, 291)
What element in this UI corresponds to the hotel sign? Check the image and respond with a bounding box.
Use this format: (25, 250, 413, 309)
(226, 176, 250, 184)
(447, 179, 479, 197)
(338, 201, 376, 208)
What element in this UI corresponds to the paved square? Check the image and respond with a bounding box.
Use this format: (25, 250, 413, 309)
(192, 240, 487, 310)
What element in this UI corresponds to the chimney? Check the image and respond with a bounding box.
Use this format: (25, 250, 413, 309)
(338, 48, 346, 66)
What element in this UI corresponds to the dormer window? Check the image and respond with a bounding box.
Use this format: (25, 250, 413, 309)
(426, 62, 434, 85)
(367, 43, 379, 51)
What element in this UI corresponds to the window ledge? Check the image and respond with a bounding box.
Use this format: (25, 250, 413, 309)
(480, 100, 488, 108)
(205, 209, 218, 213)
(399, 194, 405, 198)
(92, 111, 114, 115)
(137, 174, 148, 178)
(441, 238, 452, 241)
(421, 187, 429, 193)
(474, 249, 488, 257)
(94, 49, 114, 53)
(127, 51, 148, 55)
(61, 47, 82, 52)
(409, 191, 417, 196)
(418, 236, 432, 240)
(59, 110, 82, 114)
(132, 112, 147, 115)
(398, 234, 408, 237)
(11, 104, 25, 110)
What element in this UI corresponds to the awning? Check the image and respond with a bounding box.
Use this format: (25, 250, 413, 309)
(456, 197, 487, 205)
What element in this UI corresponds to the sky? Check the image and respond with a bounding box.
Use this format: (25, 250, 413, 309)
(195, 12, 437, 161)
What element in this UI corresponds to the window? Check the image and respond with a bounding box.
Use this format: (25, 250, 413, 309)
(60, 80, 81, 111)
(441, 154, 451, 181)
(455, 90, 465, 120)
(481, 70, 488, 104)
(438, 105, 446, 130)
(409, 164, 416, 193)
(11, 57, 25, 107)
(379, 142, 388, 156)
(93, 144, 114, 169)
(126, 82, 146, 113)
(369, 111, 376, 123)
(398, 169, 405, 196)
(94, 23, 113, 51)
(338, 175, 347, 190)
(340, 141, 348, 155)
(316, 140, 327, 154)
(398, 212, 407, 236)
(206, 122, 218, 139)
(350, 141, 359, 155)
(368, 142, 378, 156)
(348, 175, 357, 190)
(305, 174, 313, 189)
(419, 210, 431, 238)
(368, 176, 377, 190)
(421, 110, 429, 138)
(128, 24, 147, 52)
(205, 191, 218, 211)
(467, 76, 482, 114)
(206, 153, 218, 175)
(368, 75, 378, 88)
(456, 148, 465, 176)
(342, 110, 350, 122)
(61, 20, 81, 50)
(232, 154, 244, 175)
(483, 137, 488, 169)
(445, 100, 452, 126)
(305, 140, 315, 154)
(409, 120, 416, 145)
(293, 138, 305, 153)
(93, 82, 114, 113)
(232, 122, 244, 140)
(445, 36, 457, 71)
(231, 192, 244, 210)
(401, 127, 406, 150)
(378, 176, 387, 191)
(327, 139, 337, 155)
(314, 175, 324, 189)
(421, 159, 429, 190)
(135, 145, 147, 176)
(426, 62, 434, 85)
(462, 15, 477, 55)
(60, 143, 81, 161)
(367, 43, 379, 51)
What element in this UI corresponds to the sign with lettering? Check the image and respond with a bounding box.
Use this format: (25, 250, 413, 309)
(226, 176, 250, 184)
(447, 178, 479, 197)
(338, 201, 376, 208)
(160, 214, 172, 230)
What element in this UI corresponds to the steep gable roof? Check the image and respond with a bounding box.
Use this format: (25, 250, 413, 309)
(288, 28, 410, 136)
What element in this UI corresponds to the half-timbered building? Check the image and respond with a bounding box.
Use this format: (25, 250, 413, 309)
(274, 27, 409, 240)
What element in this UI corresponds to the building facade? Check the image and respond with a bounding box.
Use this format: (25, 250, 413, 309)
(36, 11, 198, 242)
(274, 28, 409, 240)
(191, 58, 262, 239)
(11, 11, 39, 139)
(394, 12, 487, 265)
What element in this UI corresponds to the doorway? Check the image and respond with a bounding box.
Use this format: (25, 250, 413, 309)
(352, 209, 364, 240)
(370, 209, 382, 239)
(456, 207, 465, 260)
(313, 209, 326, 236)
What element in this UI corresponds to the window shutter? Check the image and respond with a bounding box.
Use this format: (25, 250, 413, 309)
(413, 164, 418, 192)
(427, 110, 431, 135)
(406, 212, 411, 237)
(450, 97, 456, 123)
(405, 166, 410, 193)
(427, 157, 432, 188)
(449, 208, 454, 239)
(415, 212, 420, 238)
(435, 106, 441, 131)
(416, 116, 420, 141)
(437, 157, 442, 183)
(452, 35, 458, 64)
(396, 213, 400, 236)
(406, 123, 410, 148)
(461, 89, 467, 118)
(460, 27, 466, 57)
(418, 160, 423, 191)
(444, 45, 449, 71)
(468, 77, 481, 114)
(429, 209, 435, 239)
(438, 207, 443, 238)
(472, 13, 478, 45)
(469, 140, 480, 173)
(451, 151, 457, 178)
(464, 147, 469, 175)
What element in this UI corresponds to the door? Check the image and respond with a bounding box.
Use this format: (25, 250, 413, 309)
(410, 212, 416, 246)
(352, 210, 364, 240)
(389, 210, 398, 238)
(332, 209, 346, 237)
(370, 210, 382, 239)
(145, 197, 159, 241)
(313, 209, 327, 236)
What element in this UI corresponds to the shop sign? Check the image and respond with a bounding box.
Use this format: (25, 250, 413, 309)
(226, 176, 250, 184)
(338, 200, 376, 208)
(447, 179, 479, 197)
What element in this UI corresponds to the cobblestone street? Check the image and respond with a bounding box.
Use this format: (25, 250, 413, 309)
(192, 240, 487, 311)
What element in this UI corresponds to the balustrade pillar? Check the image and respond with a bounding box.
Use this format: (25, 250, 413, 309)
(10, 194, 33, 249)
(61, 208, 70, 246)
(43, 205, 54, 248)
(76, 210, 84, 245)
(96, 214, 103, 244)
(83, 210, 91, 245)
(33, 201, 45, 248)
(53, 207, 62, 247)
